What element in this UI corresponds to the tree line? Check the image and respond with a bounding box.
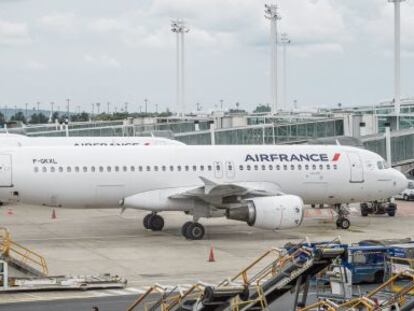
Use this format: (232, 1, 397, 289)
(1, 110, 174, 125)
(1, 104, 267, 125)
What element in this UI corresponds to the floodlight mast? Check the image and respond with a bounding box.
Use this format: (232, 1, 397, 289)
(280, 33, 291, 111)
(265, 4, 281, 115)
(171, 19, 190, 117)
(388, 0, 405, 130)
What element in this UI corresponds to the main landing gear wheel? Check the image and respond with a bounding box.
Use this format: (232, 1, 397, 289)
(336, 217, 351, 230)
(182, 222, 205, 240)
(181, 221, 193, 236)
(143, 214, 152, 229)
(143, 213, 164, 231)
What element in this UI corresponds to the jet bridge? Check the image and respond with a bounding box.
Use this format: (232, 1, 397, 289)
(126, 243, 345, 311)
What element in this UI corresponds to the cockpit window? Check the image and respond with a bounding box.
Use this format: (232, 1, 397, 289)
(377, 160, 390, 170)
(377, 161, 384, 170)
(408, 182, 414, 189)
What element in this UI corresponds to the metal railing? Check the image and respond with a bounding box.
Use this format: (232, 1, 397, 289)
(217, 248, 283, 287)
(0, 227, 48, 275)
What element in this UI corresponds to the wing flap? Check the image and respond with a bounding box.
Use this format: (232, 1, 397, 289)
(168, 177, 282, 202)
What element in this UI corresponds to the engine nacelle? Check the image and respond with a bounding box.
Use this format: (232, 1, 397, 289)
(226, 195, 304, 230)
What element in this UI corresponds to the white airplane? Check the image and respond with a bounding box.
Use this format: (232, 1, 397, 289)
(0, 133, 185, 146)
(0, 144, 407, 240)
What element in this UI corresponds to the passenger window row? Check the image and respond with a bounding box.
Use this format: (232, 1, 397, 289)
(239, 163, 338, 171)
(34, 164, 214, 173)
(33, 163, 337, 173)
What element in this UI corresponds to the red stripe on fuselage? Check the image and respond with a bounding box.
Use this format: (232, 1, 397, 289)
(332, 153, 341, 161)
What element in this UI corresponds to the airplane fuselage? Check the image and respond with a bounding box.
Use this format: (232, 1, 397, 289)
(0, 145, 406, 209)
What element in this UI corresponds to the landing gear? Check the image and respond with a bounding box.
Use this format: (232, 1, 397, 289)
(336, 217, 351, 230)
(143, 213, 164, 231)
(359, 200, 397, 217)
(333, 204, 351, 230)
(181, 222, 205, 240)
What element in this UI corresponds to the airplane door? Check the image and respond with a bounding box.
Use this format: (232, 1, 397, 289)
(225, 161, 235, 179)
(347, 152, 364, 183)
(0, 154, 12, 187)
(214, 161, 223, 178)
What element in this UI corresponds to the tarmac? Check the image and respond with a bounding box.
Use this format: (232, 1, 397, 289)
(1, 201, 414, 307)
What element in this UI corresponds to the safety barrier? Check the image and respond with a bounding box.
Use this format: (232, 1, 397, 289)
(0, 227, 48, 276)
(388, 257, 414, 294)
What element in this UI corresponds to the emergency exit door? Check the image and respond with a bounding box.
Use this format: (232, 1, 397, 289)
(347, 152, 364, 183)
(0, 155, 12, 187)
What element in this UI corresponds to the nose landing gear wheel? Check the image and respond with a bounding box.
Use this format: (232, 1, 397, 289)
(336, 217, 351, 230)
(182, 222, 205, 240)
(143, 213, 165, 231)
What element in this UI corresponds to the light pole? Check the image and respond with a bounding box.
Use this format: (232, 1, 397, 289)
(171, 19, 190, 117)
(107, 102, 110, 114)
(220, 99, 224, 111)
(36, 101, 40, 112)
(50, 102, 54, 120)
(91, 103, 95, 115)
(389, 0, 406, 130)
(96, 102, 101, 114)
(265, 4, 281, 115)
(66, 98, 70, 119)
(155, 104, 158, 113)
(25, 103, 28, 120)
(144, 98, 148, 114)
(124, 102, 128, 113)
(280, 33, 291, 111)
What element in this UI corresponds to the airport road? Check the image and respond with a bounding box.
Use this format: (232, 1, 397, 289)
(0, 288, 333, 311)
(0, 293, 148, 311)
(1, 201, 414, 306)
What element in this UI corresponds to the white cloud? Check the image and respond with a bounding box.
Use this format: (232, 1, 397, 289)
(0, 20, 30, 45)
(26, 60, 47, 70)
(88, 18, 126, 32)
(282, 0, 349, 44)
(292, 43, 344, 58)
(84, 54, 120, 67)
(39, 13, 78, 33)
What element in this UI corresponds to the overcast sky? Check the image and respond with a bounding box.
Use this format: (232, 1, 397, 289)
(0, 0, 413, 113)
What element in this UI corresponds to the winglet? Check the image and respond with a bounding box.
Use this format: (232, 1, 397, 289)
(199, 176, 217, 194)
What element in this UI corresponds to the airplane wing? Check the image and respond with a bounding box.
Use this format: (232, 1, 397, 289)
(121, 177, 285, 212)
(168, 177, 283, 205)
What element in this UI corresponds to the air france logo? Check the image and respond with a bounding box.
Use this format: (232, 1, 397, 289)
(245, 153, 341, 162)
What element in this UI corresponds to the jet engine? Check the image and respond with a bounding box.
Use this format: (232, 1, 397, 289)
(226, 195, 304, 230)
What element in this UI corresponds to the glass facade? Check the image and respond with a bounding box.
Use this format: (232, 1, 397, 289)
(176, 118, 344, 145)
(363, 131, 414, 165)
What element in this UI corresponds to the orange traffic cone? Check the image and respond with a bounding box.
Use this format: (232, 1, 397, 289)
(6, 207, 13, 215)
(208, 244, 215, 262)
(51, 208, 56, 219)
